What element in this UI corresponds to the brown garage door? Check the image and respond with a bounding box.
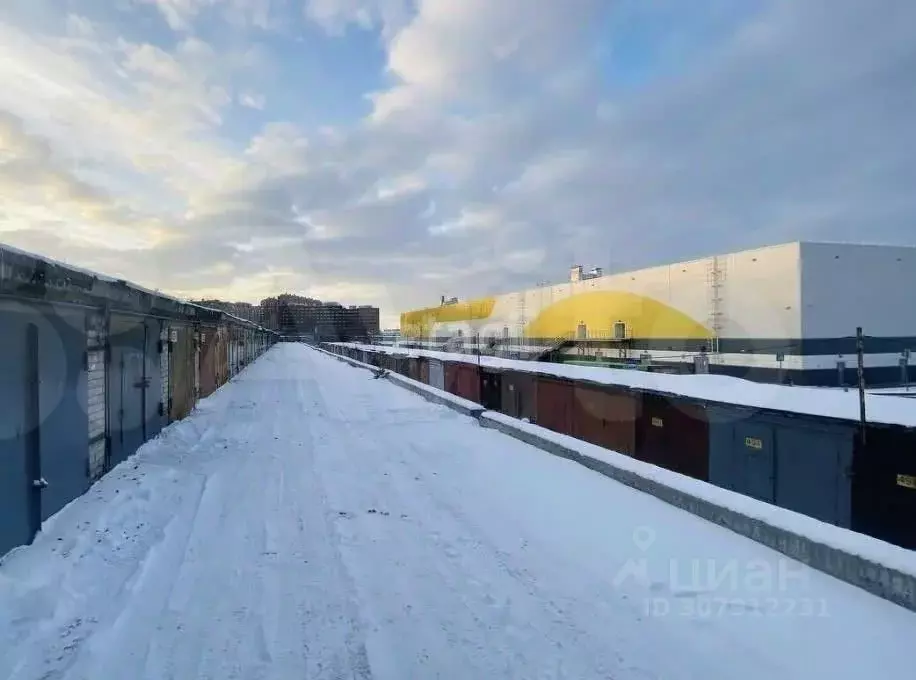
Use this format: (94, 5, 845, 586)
(535, 377, 574, 436)
(573, 384, 639, 455)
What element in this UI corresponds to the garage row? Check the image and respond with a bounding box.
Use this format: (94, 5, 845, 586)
(0, 248, 278, 557)
(326, 344, 916, 553)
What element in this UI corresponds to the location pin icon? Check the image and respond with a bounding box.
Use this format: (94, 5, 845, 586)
(632, 526, 656, 552)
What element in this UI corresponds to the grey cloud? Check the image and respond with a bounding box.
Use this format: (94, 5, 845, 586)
(255, 168, 370, 213)
(6, 0, 916, 322)
(171, 0, 916, 311)
(466, 0, 916, 278)
(312, 190, 433, 242)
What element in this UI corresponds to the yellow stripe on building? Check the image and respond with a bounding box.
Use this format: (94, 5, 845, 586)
(524, 290, 711, 339)
(400, 297, 496, 337)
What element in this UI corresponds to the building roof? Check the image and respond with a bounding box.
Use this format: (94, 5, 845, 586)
(0, 242, 275, 333)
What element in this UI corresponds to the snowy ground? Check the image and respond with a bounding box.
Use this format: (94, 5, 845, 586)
(1, 345, 914, 680)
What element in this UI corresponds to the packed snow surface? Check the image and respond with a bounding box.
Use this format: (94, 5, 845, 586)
(1, 345, 914, 680)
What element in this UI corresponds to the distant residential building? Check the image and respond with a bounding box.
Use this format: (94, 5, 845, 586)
(192, 299, 261, 323)
(229, 302, 260, 323)
(259, 294, 380, 341)
(376, 328, 401, 345)
(352, 305, 381, 337)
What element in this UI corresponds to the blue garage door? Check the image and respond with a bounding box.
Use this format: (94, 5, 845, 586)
(0, 304, 89, 553)
(0, 310, 38, 555)
(110, 318, 147, 467)
(708, 406, 854, 528)
(37, 308, 90, 520)
(776, 427, 853, 528)
(735, 422, 776, 504)
(109, 316, 162, 467)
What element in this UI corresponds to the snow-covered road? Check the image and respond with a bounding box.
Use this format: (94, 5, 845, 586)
(1, 344, 913, 679)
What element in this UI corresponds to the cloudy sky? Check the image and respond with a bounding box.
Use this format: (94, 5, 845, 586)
(1, 0, 914, 327)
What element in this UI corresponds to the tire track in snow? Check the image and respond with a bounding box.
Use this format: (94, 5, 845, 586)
(304, 349, 838, 679)
(2, 466, 207, 680)
(60, 473, 208, 680)
(307, 393, 616, 678)
(289, 374, 376, 680)
(303, 349, 721, 679)
(303, 358, 599, 677)
(139, 382, 278, 680)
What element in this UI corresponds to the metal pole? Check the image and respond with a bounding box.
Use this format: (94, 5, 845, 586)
(856, 326, 867, 445)
(476, 332, 483, 403)
(904, 349, 911, 392)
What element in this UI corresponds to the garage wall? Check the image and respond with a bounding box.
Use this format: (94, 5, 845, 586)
(86, 313, 107, 481)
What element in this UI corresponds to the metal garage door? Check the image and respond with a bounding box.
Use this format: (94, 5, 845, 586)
(709, 406, 854, 528)
(429, 359, 445, 390)
(853, 425, 916, 550)
(169, 325, 196, 421)
(776, 427, 852, 527)
(735, 422, 777, 504)
(0, 310, 39, 555)
(38, 308, 90, 519)
(480, 370, 502, 411)
(635, 393, 709, 480)
(500, 371, 537, 422)
(535, 377, 574, 436)
(109, 317, 150, 467)
(0, 304, 90, 553)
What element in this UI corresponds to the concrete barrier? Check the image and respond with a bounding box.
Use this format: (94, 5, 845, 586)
(320, 343, 916, 613)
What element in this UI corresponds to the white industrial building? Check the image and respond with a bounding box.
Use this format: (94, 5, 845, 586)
(401, 241, 916, 387)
